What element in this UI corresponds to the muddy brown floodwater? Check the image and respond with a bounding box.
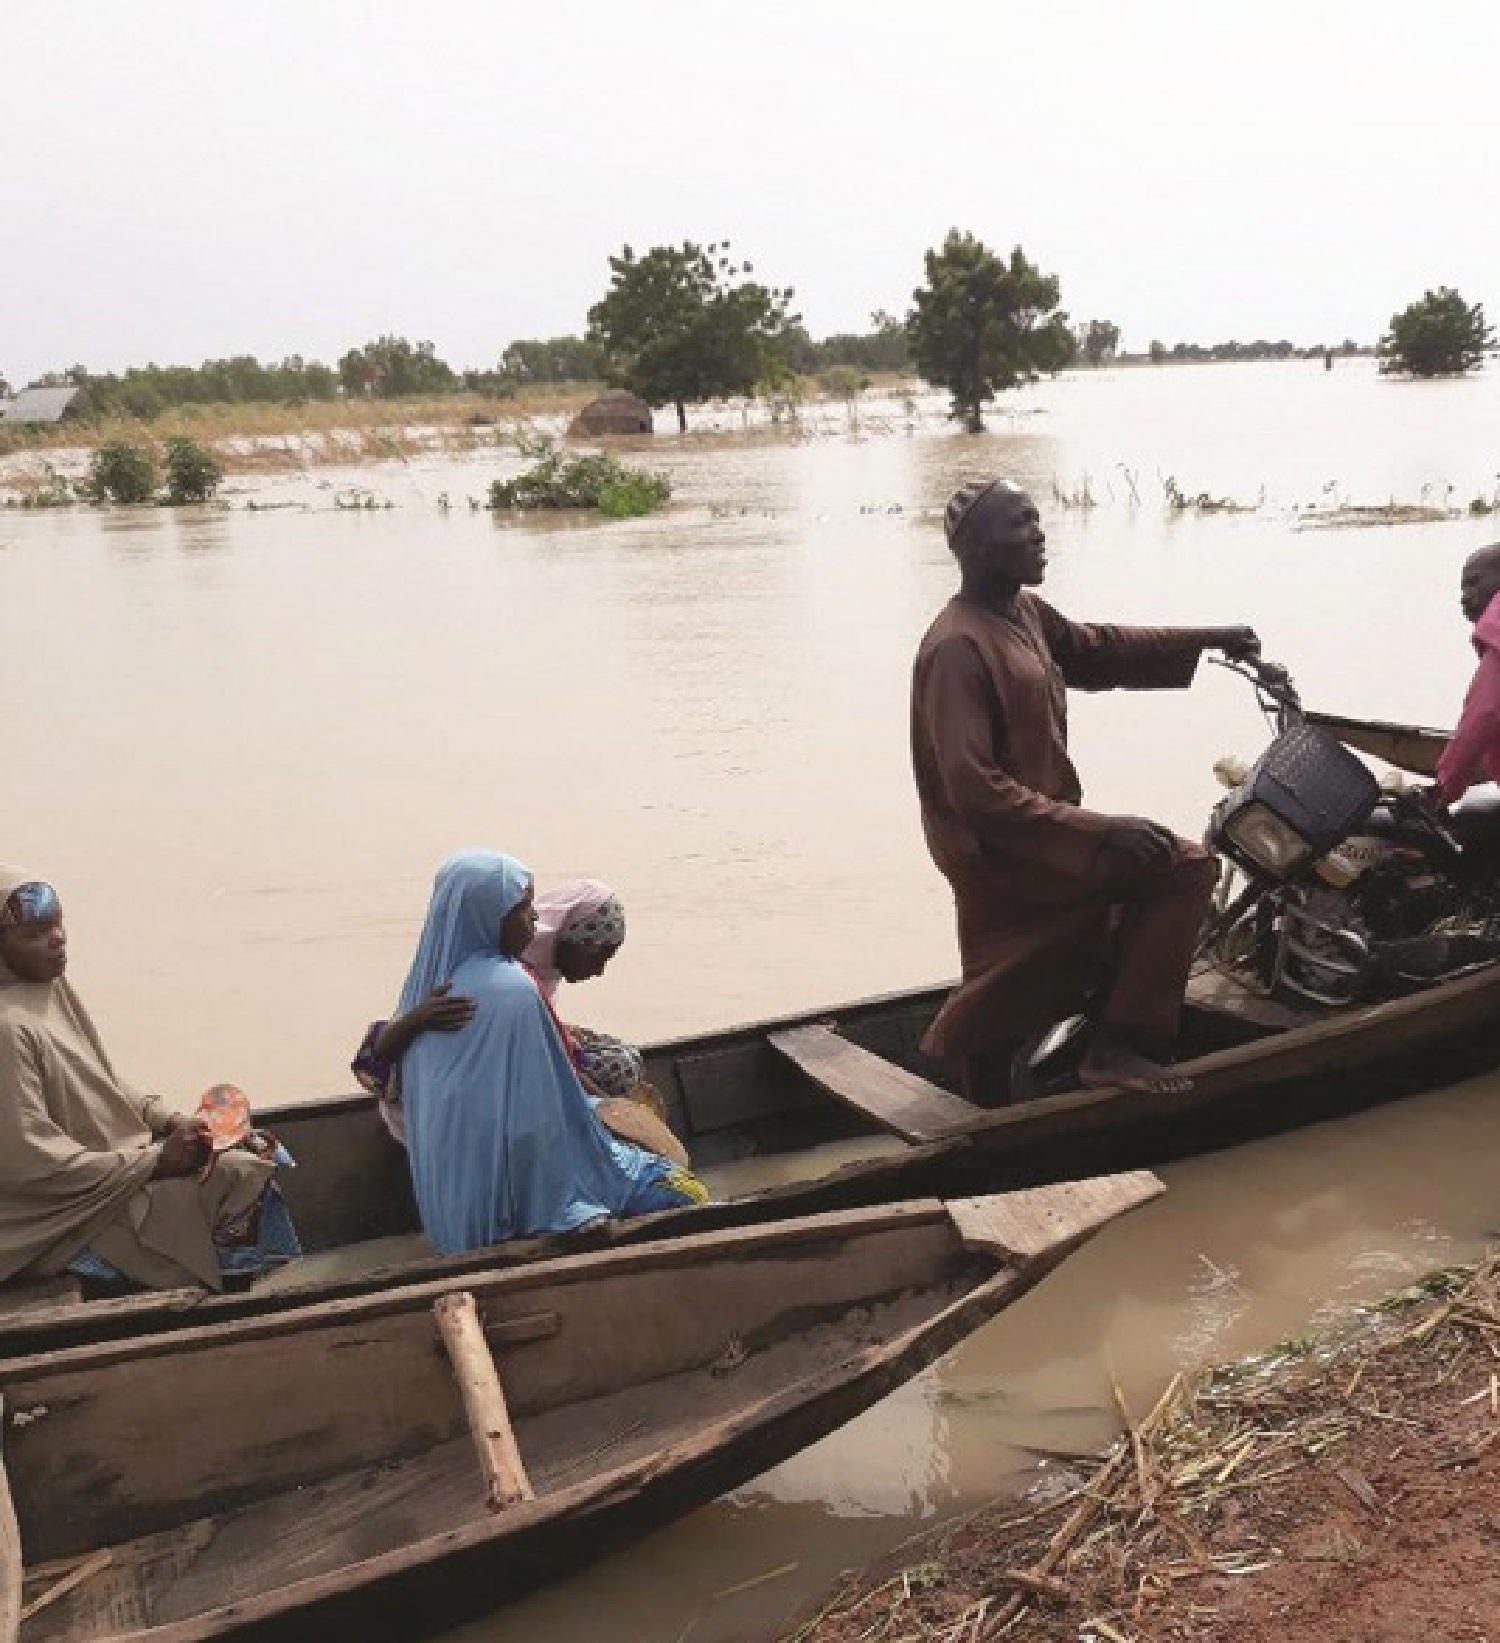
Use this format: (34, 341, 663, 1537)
(5, 359, 1500, 1638)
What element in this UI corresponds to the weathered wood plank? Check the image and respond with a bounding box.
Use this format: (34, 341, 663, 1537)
(768, 1025, 975, 1143)
(0, 1276, 81, 1324)
(1305, 710, 1449, 778)
(946, 1171, 1164, 1262)
(433, 1293, 534, 1511)
(1, 1398, 20, 1643)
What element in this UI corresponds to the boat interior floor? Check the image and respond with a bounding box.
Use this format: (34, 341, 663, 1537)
(22, 1279, 968, 1641)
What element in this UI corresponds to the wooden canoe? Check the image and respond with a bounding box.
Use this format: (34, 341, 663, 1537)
(0, 1173, 1162, 1643)
(1, 707, 1490, 1356)
(1304, 708, 1449, 778)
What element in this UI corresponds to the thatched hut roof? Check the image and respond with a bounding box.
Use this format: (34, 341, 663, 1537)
(568, 390, 653, 437)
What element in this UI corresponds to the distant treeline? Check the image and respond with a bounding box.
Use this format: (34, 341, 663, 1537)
(1136, 337, 1373, 363)
(18, 320, 913, 421)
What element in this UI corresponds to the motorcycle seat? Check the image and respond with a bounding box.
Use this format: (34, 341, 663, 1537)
(1364, 785, 1500, 853)
(1449, 787, 1500, 847)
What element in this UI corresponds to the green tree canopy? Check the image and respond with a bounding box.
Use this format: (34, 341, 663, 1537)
(498, 335, 605, 384)
(337, 335, 456, 398)
(587, 241, 797, 431)
(1378, 287, 1493, 377)
(906, 232, 1075, 431)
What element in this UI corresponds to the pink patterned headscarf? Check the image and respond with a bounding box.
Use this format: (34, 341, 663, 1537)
(525, 880, 626, 1001)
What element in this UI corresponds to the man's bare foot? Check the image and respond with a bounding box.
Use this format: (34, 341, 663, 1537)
(1079, 1039, 1194, 1097)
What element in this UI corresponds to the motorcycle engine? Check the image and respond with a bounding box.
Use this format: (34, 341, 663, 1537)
(1352, 856, 1463, 940)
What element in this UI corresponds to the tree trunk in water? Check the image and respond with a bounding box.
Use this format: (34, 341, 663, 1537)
(675, 400, 687, 433)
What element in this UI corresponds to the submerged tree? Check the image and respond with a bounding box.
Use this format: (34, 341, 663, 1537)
(1379, 288, 1493, 377)
(587, 241, 798, 432)
(906, 232, 1075, 431)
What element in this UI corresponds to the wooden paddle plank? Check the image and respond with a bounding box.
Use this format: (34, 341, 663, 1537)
(947, 1171, 1164, 1261)
(768, 1025, 974, 1143)
(433, 1293, 534, 1511)
(0, 1276, 81, 1324)
(1, 1399, 21, 1643)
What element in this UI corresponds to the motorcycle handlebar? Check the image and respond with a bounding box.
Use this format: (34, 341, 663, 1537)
(1210, 654, 1303, 723)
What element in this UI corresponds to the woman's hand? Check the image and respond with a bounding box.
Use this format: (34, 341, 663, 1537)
(373, 984, 477, 1066)
(407, 982, 477, 1035)
(154, 1119, 214, 1178)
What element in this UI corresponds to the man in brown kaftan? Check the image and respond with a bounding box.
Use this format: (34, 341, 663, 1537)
(911, 480, 1262, 1102)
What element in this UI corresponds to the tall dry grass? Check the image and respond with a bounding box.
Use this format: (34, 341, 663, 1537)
(0, 386, 599, 474)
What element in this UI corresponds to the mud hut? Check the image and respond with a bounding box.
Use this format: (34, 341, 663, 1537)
(568, 390, 653, 437)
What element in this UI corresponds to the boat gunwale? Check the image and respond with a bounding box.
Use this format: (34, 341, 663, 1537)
(0, 1199, 959, 1383)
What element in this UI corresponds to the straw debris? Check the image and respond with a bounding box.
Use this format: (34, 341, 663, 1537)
(781, 1253, 1500, 1643)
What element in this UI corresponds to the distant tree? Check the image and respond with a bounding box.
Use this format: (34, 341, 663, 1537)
(498, 335, 605, 385)
(337, 335, 456, 398)
(163, 436, 224, 504)
(1379, 287, 1493, 377)
(906, 231, 1075, 431)
(587, 241, 798, 432)
(0, 372, 10, 400)
(807, 311, 910, 375)
(1148, 340, 1168, 363)
(1078, 319, 1121, 367)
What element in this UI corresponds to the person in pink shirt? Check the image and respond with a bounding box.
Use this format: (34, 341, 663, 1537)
(1436, 544, 1500, 806)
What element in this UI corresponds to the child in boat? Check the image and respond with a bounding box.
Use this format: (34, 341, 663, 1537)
(1435, 544, 1500, 806)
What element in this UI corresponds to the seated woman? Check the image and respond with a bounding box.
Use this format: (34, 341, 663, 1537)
(358, 876, 682, 1157)
(526, 880, 644, 1099)
(0, 867, 299, 1293)
(384, 850, 705, 1254)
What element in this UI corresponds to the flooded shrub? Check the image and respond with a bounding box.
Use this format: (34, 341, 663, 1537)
(163, 436, 224, 504)
(489, 438, 670, 517)
(86, 441, 158, 504)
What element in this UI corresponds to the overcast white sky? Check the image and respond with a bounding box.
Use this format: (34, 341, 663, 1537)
(5, 0, 1499, 382)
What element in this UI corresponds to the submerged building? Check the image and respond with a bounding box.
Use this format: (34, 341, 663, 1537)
(0, 385, 87, 424)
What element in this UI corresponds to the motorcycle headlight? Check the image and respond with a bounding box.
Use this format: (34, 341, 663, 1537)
(1221, 800, 1314, 877)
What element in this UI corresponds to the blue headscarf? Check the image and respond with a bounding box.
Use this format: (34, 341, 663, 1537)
(398, 849, 672, 1253)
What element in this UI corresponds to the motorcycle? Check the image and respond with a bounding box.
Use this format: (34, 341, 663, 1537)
(1202, 655, 1500, 1008)
(1016, 656, 1500, 1097)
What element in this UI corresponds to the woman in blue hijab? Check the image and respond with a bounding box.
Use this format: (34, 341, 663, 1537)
(397, 850, 705, 1253)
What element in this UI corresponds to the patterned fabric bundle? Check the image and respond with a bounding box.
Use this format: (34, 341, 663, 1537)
(570, 1028, 642, 1100)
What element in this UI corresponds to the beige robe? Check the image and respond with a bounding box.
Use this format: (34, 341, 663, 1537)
(0, 867, 270, 1290)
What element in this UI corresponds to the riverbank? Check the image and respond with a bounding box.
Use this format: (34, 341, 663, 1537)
(782, 1254, 1500, 1643)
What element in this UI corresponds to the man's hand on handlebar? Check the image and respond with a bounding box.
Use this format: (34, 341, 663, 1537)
(1208, 626, 1265, 663)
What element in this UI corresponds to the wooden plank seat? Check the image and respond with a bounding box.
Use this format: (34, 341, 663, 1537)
(768, 1024, 978, 1144)
(0, 1275, 82, 1324)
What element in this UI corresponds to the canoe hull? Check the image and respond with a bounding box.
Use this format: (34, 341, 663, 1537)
(6, 1180, 1162, 1643)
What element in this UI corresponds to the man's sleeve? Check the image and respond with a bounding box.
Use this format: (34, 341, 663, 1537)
(1437, 650, 1500, 803)
(1036, 599, 1206, 692)
(916, 636, 1112, 877)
